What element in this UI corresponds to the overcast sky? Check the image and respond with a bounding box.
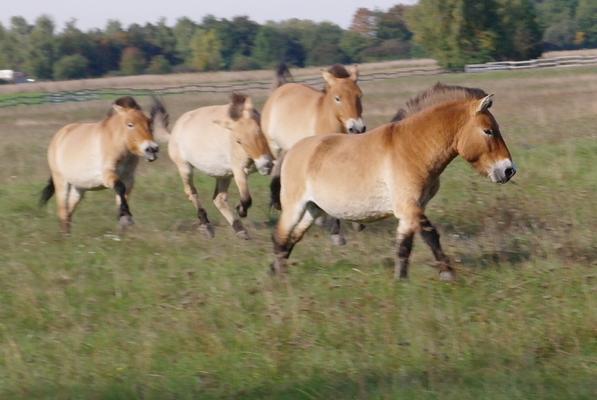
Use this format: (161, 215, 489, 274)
(1, 0, 417, 31)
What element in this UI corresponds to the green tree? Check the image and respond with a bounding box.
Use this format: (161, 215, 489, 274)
(408, 0, 503, 69)
(53, 54, 89, 80)
(376, 5, 413, 41)
(146, 55, 171, 74)
(498, 0, 542, 59)
(340, 30, 375, 62)
(119, 46, 146, 75)
(190, 29, 222, 71)
(173, 17, 198, 66)
(575, 0, 597, 47)
(25, 15, 56, 79)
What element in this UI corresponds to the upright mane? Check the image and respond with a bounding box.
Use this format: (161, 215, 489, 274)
(391, 83, 487, 122)
(228, 93, 260, 122)
(322, 64, 351, 92)
(106, 96, 142, 118)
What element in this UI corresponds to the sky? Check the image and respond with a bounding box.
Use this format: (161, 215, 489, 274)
(1, 0, 417, 31)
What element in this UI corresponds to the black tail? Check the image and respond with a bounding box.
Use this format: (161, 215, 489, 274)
(275, 63, 293, 88)
(39, 178, 55, 207)
(270, 176, 282, 211)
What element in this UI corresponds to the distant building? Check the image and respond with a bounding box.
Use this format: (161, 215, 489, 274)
(0, 70, 34, 84)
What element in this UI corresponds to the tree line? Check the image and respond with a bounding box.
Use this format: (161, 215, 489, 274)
(0, 0, 595, 81)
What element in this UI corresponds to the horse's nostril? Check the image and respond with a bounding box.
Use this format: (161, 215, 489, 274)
(505, 167, 514, 179)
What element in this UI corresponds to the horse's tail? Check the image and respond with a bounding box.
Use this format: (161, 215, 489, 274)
(269, 151, 287, 211)
(274, 63, 293, 88)
(39, 177, 55, 207)
(150, 95, 171, 143)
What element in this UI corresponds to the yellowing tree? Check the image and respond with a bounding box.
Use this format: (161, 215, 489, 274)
(191, 30, 222, 71)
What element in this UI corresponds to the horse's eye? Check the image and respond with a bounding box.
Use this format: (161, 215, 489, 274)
(483, 129, 494, 136)
(334, 96, 341, 103)
(127, 122, 134, 128)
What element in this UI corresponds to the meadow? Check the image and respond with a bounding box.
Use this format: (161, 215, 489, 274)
(0, 65, 595, 399)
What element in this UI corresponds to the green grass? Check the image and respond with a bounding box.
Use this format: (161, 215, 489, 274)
(0, 66, 596, 399)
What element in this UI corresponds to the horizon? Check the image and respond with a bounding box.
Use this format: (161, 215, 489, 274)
(1, 0, 417, 32)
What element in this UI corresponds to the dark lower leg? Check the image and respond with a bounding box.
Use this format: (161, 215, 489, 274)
(236, 196, 252, 218)
(396, 233, 414, 279)
(114, 180, 131, 218)
(420, 217, 452, 273)
(197, 207, 210, 225)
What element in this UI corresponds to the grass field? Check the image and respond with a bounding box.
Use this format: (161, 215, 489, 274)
(0, 66, 596, 399)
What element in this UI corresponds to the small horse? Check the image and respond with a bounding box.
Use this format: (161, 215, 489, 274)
(40, 96, 167, 233)
(167, 93, 273, 239)
(262, 64, 366, 244)
(271, 83, 516, 281)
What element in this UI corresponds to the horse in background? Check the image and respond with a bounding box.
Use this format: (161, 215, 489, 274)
(40, 96, 168, 233)
(262, 63, 366, 244)
(271, 83, 516, 281)
(167, 93, 273, 239)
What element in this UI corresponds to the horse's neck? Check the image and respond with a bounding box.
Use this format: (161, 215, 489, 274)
(395, 103, 465, 181)
(102, 118, 130, 159)
(315, 93, 343, 133)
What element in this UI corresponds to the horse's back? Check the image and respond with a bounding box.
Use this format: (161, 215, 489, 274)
(169, 105, 232, 176)
(262, 83, 320, 152)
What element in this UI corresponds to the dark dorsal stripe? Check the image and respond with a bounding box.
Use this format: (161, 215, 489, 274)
(391, 82, 487, 123)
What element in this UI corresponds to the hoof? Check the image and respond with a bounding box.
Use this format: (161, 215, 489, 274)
(439, 271, 455, 281)
(270, 201, 281, 211)
(119, 215, 134, 228)
(330, 234, 346, 246)
(235, 229, 250, 240)
(236, 205, 248, 218)
(199, 223, 215, 239)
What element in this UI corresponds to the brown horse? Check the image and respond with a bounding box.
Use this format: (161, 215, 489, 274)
(167, 93, 273, 239)
(40, 96, 167, 233)
(271, 83, 516, 281)
(262, 64, 366, 244)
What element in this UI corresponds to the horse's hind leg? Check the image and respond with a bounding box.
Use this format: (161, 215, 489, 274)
(65, 185, 84, 230)
(212, 177, 249, 240)
(272, 201, 320, 274)
(52, 175, 71, 234)
(175, 161, 214, 238)
(269, 150, 286, 211)
(329, 218, 347, 246)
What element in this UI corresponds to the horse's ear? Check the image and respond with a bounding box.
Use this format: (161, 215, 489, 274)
(322, 69, 336, 86)
(476, 94, 494, 113)
(213, 119, 233, 131)
(242, 96, 254, 118)
(112, 104, 126, 115)
(349, 64, 359, 81)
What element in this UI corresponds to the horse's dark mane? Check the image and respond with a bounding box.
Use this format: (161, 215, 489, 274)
(391, 83, 488, 122)
(327, 64, 350, 79)
(106, 96, 142, 118)
(228, 92, 260, 121)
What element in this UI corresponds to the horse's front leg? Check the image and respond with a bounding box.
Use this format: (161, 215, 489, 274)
(104, 170, 133, 227)
(232, 168, 252, 218)
(395, 216, 416, 280)
(420, 215, 454, 281)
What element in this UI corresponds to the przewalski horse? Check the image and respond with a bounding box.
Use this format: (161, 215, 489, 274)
(271, 83, 516, 281)
(40, 96, 167, 233)
(262, 63, 366, 244)
(168, 93, 273, 239)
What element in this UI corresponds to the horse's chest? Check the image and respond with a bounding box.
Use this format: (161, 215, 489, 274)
(116, 155, 139, 180)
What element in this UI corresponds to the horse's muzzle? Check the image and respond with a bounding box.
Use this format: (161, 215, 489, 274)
(489, 159, 516, 183)
(255, 155, 274, 176)
(144, 144, 159, 162)
(346, 118, 366, 134)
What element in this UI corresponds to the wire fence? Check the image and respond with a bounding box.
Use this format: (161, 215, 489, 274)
(0, 65, 443, 108)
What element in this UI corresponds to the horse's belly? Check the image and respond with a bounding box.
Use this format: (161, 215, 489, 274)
(188, 156, 232, 177)
(312, 181, 394, 222)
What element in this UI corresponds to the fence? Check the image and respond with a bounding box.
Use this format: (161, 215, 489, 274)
(0, 65, 443, 108)
(465, 55, 597, 73)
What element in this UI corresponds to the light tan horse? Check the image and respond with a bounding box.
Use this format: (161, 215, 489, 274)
(40, 96, 167, 233)
(262, 64, 366, 244)
(271, 83, 516, 281)
(168, 93, 273, 239)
